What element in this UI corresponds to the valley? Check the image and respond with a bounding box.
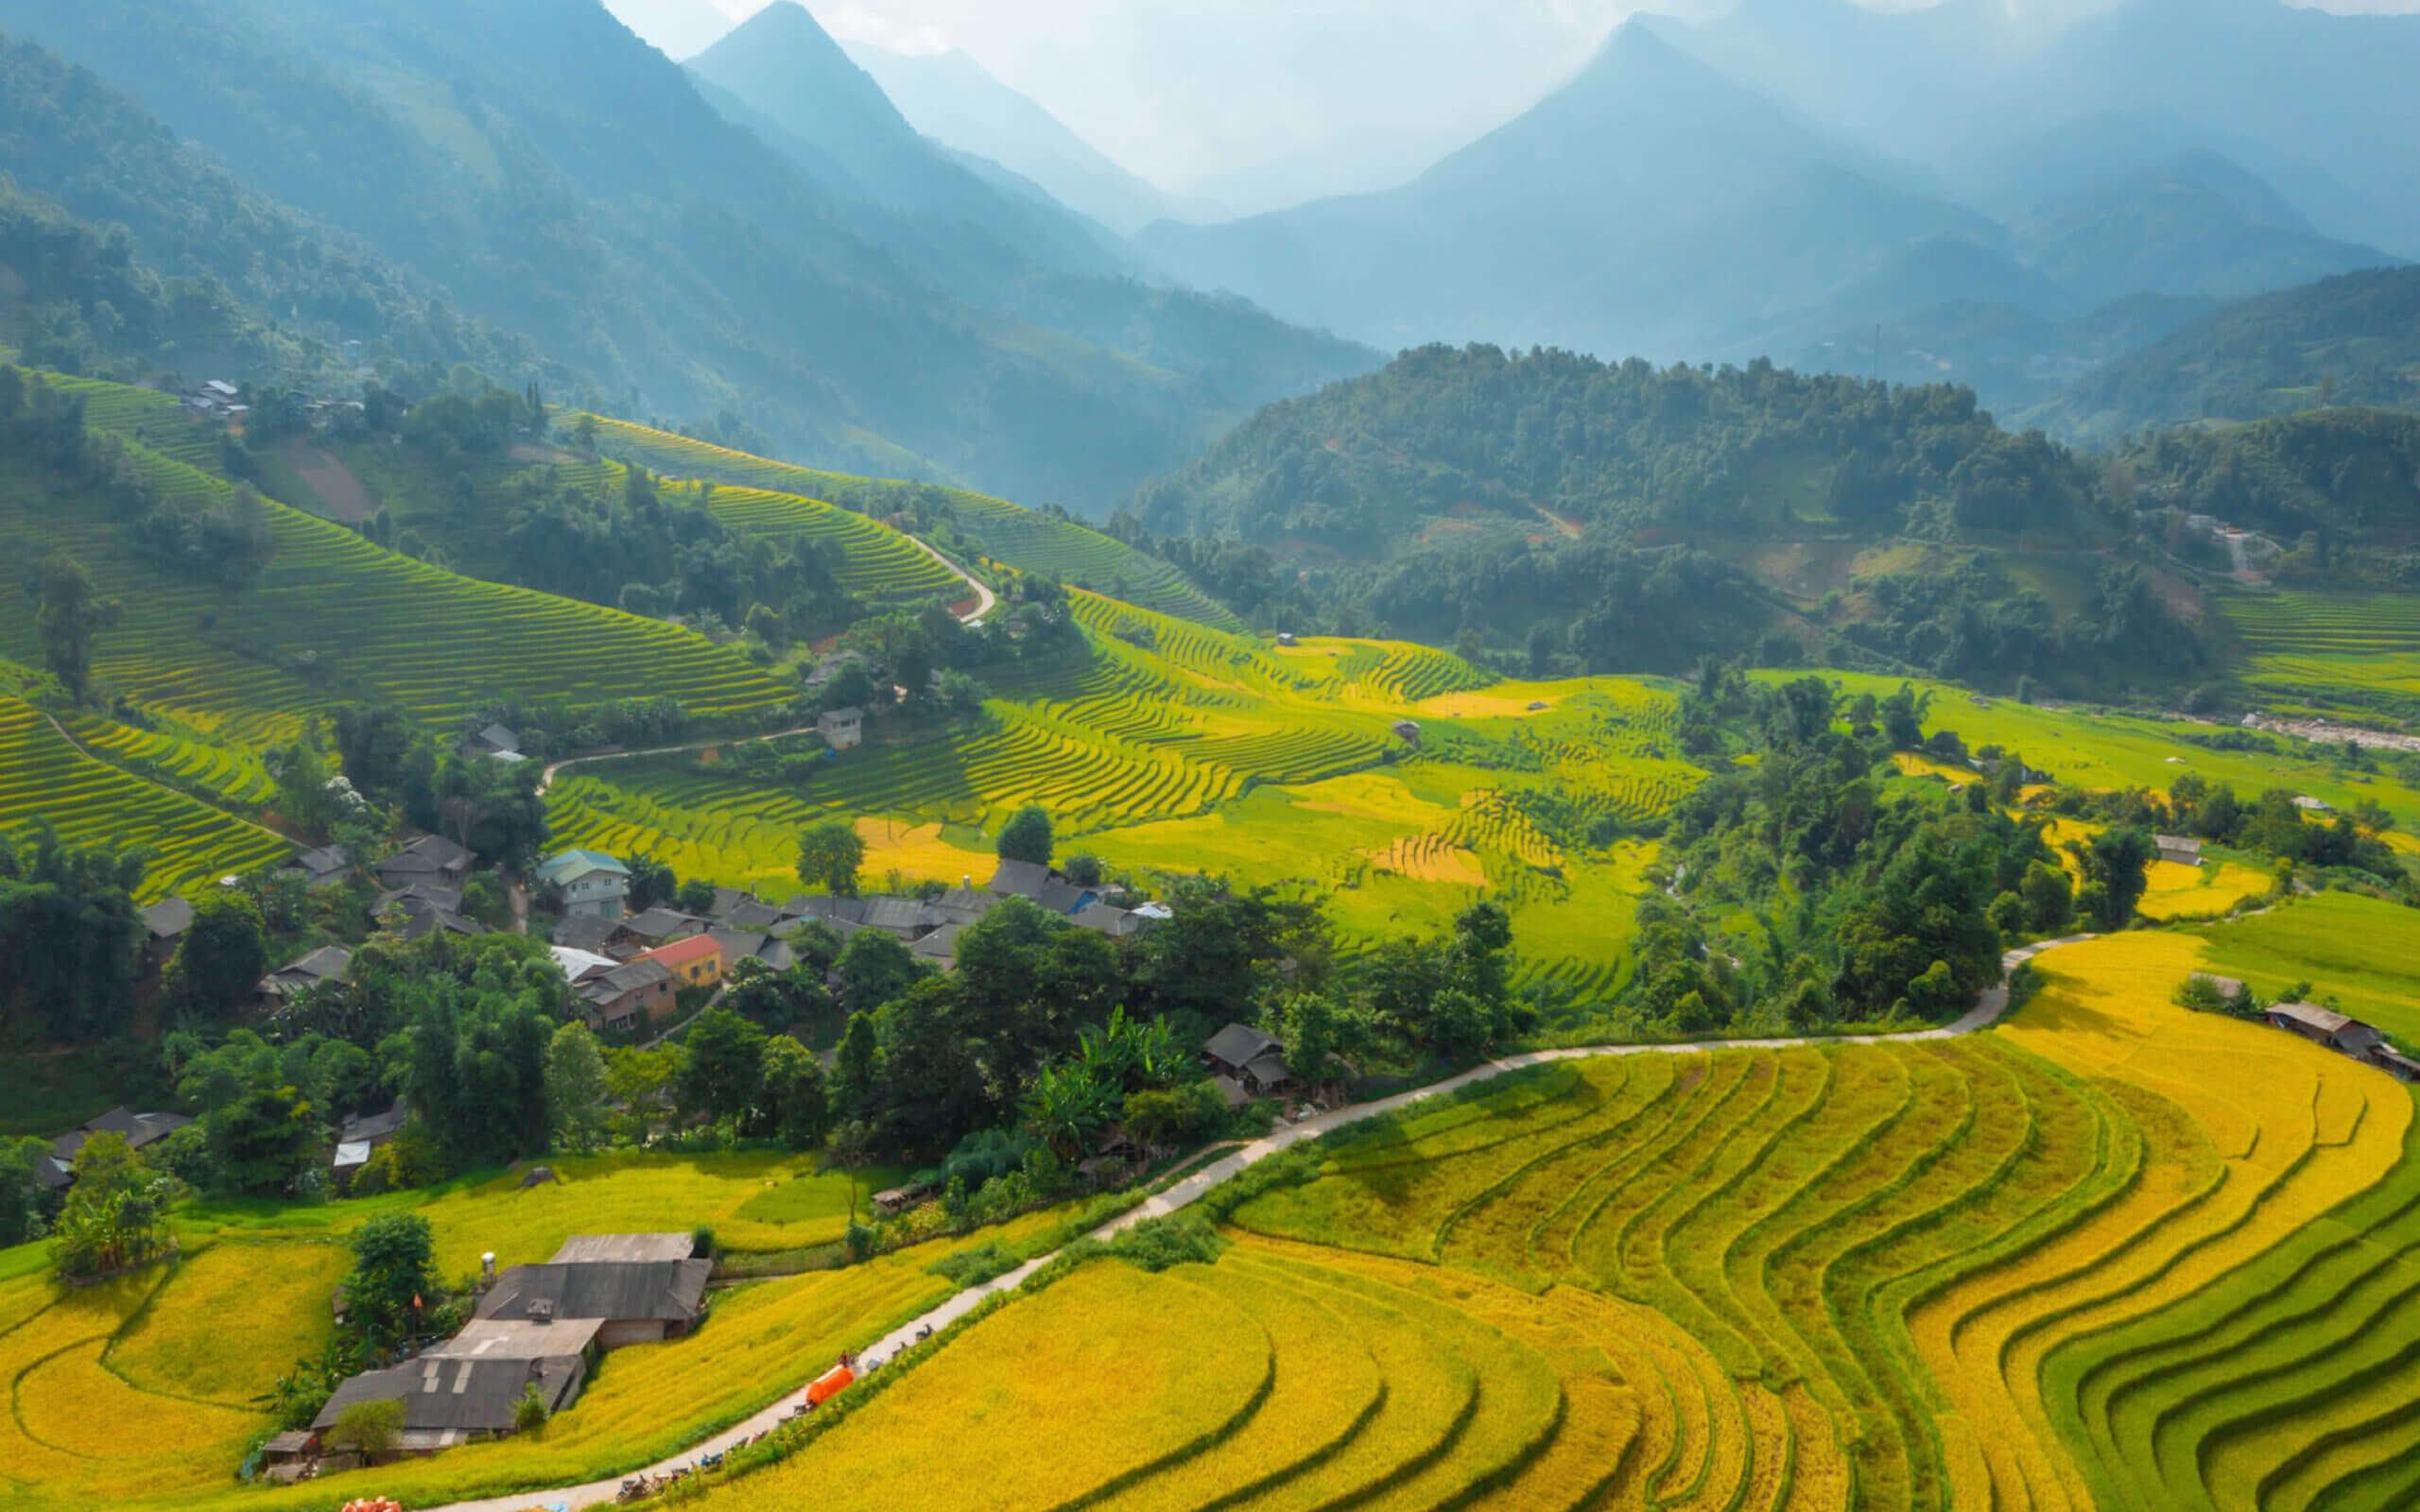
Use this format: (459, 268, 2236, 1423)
(7, 2, 2420, 1509)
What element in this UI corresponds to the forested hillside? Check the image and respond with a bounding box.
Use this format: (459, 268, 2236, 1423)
(0, 0, 1374, 509)
(0, 34, 555, 392)
(1122, 343, 2232, 694)
(2028, 266, 2420, 442)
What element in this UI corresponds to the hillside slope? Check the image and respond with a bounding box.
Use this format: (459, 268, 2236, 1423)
(2027, 265, 2420, 442)
(1, 377, 795, 741)
(0, 0, 1374, 510)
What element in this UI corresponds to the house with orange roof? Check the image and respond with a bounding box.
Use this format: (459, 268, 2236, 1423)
(640, 932, 724, 990)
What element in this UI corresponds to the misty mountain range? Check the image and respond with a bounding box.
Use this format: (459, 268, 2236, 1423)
(2, 0, 2416, 516)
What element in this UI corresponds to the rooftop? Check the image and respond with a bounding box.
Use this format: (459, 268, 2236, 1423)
(643, 934, 721, 971)
(550, 1233, 696, 1264)
(1205, 1022, 1282, 1068)
(474, 1259, 711, 1326)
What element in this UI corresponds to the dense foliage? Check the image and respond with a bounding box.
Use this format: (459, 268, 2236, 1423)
(2032, 266, 2420, 443)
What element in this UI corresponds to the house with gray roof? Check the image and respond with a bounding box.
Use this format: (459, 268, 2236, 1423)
(578, 958, 674, 1033)
(287, 844, 353, 890)
(375, 834, 474, 890)
(1204, 1022, 1293, 1096)
(475, 1257, 712, 1347)
(310, 1349, 588, 1454)
(257, 945, 353, 1006)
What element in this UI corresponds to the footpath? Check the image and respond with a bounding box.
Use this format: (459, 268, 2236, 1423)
(426, 935, 2087, 1512)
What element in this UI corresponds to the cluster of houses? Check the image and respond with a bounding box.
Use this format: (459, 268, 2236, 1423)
(28, 1106, 193, 1194)
(544, 849, 1168, 1034)
(264, 1233, 711, 1478)
(175, 378, 364, 429)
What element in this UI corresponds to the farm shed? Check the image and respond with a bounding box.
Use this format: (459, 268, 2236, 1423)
(2267, 1001, 2384, 1057)
(474, 1257, 712, 1348)
(332, 1106, 409, 1189)
(2153, 834, 2204, 867)
(2370, 1045, 2420, 1083)
(818, 706, 865, 750)
(1391, 719, 1422, 748)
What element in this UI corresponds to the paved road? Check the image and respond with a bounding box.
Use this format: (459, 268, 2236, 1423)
(424, 936, 2085, 1512)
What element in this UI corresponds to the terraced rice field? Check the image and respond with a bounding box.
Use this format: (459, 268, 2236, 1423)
(576, 413, 1239, 627)
(0, 696, 292, 898)
(0, 443, 795, 737)
(667, 921, 2419, 1512)
(555, 596, 1681, 997)
(2212, 591, 2420, 706)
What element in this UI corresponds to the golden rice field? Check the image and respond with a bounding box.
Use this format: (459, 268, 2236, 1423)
(646, 903, 2420, 1512)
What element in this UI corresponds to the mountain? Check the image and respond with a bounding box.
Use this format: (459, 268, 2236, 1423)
(0, 0, 1374, 510)
(1135, 23, 1997, 365)
(840, 42, 1221, 236)
(2024, 266, 2420, 444)
(2007, 151, 2399, 309)
(0, 32, 558, 393)
(599, 0, 736, 60)
(687, 2, 1115, 274)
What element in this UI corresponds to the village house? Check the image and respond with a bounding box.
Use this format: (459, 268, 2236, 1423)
(42, 1107, 195, 1190)
(536, 849, 632, 920)
(287, 844, 353, 890)
(139, 897, 192, 973)
(578, 958, 675, 1033)
(987, 860, 1098, 916)
(549, 946, 620, 987)
(1070, 902, 1148, 938)
(708, 928, 794, 974)
(818, 706, 865, 750)
(301, 1346, 590, 1463)
(375, 834, 475, 892)
(609, 906, 707, 959)
(912, 921, 966, 969)
(929, 885, 1000, 928)
(397, 905, 480, 942)
(640, 933, 723, 990)
(331, 1106, 409, 1191)
(718, 899, 784, 932)
(2153, 834, 2204, 868)
(475, 1249, 712, 1346)
(552, 912, 618, 955)
(783, 895, 870, 935)
(1204, 1022, 1294, 1103)
(257, 945, 353, 1007)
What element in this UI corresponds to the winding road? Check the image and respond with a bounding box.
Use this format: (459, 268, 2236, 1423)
(425, 934, 2089, 1512)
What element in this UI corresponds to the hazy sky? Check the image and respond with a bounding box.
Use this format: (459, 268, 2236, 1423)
(694, 0, 2420, 196)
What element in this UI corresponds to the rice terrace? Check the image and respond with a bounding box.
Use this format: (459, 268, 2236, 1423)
(11, 3, 2420, 1504)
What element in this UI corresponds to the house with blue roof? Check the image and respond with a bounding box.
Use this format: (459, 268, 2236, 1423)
(537, 849, 633, 920)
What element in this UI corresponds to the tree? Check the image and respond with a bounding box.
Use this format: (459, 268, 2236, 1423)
(675, 878, 718, 916)
(996, 804, 1054, 867)
(2019, 861, 2073, 935)
(757, 1036, 830, 1150)
(32, 554, 120, 702)
(835, 929, 925, 1015)
(332, 1399, 406, 1462)
(49, 1131, 167, 1280)
(626, 853, 677, 912)
(511, 1382, 551, 1437)
(1270, 990, 1371, 1092)
(831, 1013, 880, 1122)
(825, 1118, 875, 1226)
(205, 1080, 320, 1195)
(680, 1008, 766, 1125)
(544, 1022, 611, 1153)
(164, 888, 268, 1021)
(1122, 1080, 1225, 1149)
(0, 1136, 53, 1246)
(796, 819, 867, 898)
(2076, 828, 2157, 930)
(345, 1213, 437, 1349)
